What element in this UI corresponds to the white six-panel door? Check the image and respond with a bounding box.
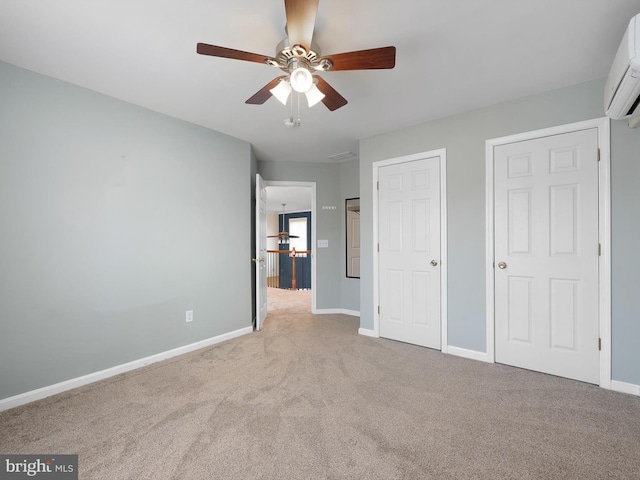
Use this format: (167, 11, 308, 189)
(494, 128, 600, 384)
(347, 209, 360, 277)
(379, 156, 441, 349)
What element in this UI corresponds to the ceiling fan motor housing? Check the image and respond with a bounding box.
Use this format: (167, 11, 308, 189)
(267, 38, 333, 73)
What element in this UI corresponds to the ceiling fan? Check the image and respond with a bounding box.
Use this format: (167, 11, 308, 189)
(196, 0, 396, 111)
(268, 204, 300, 243)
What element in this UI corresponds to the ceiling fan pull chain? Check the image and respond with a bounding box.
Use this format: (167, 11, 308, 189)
(290, 89, 293, 115)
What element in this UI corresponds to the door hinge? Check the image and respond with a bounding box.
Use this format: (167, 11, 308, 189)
(377, 243, 380, 252)
(598, 243, 601, 256)
(377, 181, 379, 190)
(597, 148, 601, 161)
(598, 337, 602, 351)
(378, 305, 380, 314)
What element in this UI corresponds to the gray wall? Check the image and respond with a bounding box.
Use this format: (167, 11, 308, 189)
(610, 124, 640, 385)
(258, 159, 360, 311)
(360, 78, 640, 385)
(0, 62, 253, 400)
(340, 159, 361, 312)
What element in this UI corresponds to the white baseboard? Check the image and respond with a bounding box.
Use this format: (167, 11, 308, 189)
(610, 380, 640, 396)
(446, 345, 492, 363)
(358, 328, 378, 338)
(314, 308, 360, 317)
(0, 326, 253, 412)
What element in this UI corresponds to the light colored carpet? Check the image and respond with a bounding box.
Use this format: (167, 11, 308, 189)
(267, 286, 311, 314)
(1, 292, 639, 479)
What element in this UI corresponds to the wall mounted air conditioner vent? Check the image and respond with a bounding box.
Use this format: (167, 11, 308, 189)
(605, 13, 640, 128)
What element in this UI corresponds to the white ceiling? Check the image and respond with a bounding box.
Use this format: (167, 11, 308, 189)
(1, 1, 638, 164)
(266, 186, 312, 213)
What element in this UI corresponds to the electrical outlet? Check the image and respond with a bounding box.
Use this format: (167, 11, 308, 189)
(185, 310, 193, 323)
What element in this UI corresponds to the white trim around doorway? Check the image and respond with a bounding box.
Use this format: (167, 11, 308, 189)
(485, 117, 611, 389)
(371, 148, 448, 350)
(264, 180, 317, 314)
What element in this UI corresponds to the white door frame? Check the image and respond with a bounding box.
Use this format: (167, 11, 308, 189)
(372, 149, 448, 350)
(264, 180, 317, 313)
(485, 117, 611, 388)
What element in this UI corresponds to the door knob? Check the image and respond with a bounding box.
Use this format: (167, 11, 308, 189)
(252, 258, 265, 263)
(498, 261, 507, 269)
(430, 260, 438, 266)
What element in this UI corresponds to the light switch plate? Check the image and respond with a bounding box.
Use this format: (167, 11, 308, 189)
(318, 239, 329, 248)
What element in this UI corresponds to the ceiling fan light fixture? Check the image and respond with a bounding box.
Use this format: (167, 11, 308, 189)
(290, 67, 313, 93)
(305, 83, 325, 107)
(269, 79, 292, 105)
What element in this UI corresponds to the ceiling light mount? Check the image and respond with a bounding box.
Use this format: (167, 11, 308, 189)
(283, 116, 301, 128)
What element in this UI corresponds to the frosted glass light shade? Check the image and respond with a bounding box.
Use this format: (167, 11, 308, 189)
(290, 67, 313, 93)
(304, 84, 325, 107)
(269, 80, 292, 105)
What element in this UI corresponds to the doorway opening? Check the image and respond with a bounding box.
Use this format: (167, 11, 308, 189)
(265, 182, 316, 316)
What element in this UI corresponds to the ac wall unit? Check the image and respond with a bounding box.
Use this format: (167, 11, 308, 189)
(604, 13, 640, 128)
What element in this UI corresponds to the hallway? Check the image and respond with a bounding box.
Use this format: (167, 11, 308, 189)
(266, 287, 311, 317)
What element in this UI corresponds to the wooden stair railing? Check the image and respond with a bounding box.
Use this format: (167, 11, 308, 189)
(266, 248, 312, 290)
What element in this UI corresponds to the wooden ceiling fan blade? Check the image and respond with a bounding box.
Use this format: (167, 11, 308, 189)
(246, 76, 287, 105)
(197, 43, 271, 64)
(324, 46, 396, 71)
(284, 0, 319, 52)
(315, 76, 347, 111)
